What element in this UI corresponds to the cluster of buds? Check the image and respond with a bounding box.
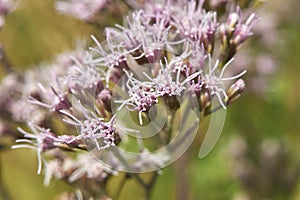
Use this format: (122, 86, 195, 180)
(219, 7, 256, 63)
(9, 0, 255, 174)
(0, 0, 259, 199)
(12, 0, 254, 167)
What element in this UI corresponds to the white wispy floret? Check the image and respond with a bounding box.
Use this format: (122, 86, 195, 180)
(203, 55, 246, 109)
(12, 123, 58, 174)
(55, 0, 110, 21)
(68, 153, 117, 182)
(60, 108, 117, 150)
(116, 57, 202, 125)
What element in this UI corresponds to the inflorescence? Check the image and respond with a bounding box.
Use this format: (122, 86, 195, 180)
(1, 0, 257, 198)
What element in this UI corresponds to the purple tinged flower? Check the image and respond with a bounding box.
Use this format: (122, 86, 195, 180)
(227, 79, 245, 96)
(8, 1, 258, 186)
(171, 0, 217, 51)
(28, 86, 71, 113)
(185, 41, 207, 73)
(12, 123, 59, 174)
(43, 153, 117, 186)
(81, 117, 116, 150)
(0, 0, 18, 28)
(1, 49, 88, 122)
(188, 75, 206, 95)
(219, 23, 228, 48)
(186, 74, 209, 111)
(209, 0, 228, 8)
(231, 10, 257, 47)
(96, 88, 112, 113)
(65, 53, 104, 92)
(0, 0, 17, 15)
(9, 98, 46, 123)
(0, 74, 21, 115)
(232, 22, 254, 47)
(219, 8, 257, 50)
(55, 0, 111, 22)
(90, 34, 129, 69)
(61, 110, 118, 150)
(225, 78, 245, 105)
(116, 57, 201, 124)
(140, 20, 174, 63)
(112, 11, 145, 51)
(133, 149, 169, 170)
(89, 34, 135, 86)
(57, 135, 84, 148)
(12, 123, 86, 174)
(68, 153, 116, 182)
(0, 71, 45, 123)
(43, 159, 65, 186)
(203, 56, 246, 109)
(168, 54, 190, 74)
(138, 0, 174, 25)
(115, 70, 159, 125)
(100, 10, 181, 67)
(150, 58, 201, 97)
(227, 12, 240, 30)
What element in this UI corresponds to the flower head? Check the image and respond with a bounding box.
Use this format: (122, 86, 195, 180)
(202, 56, 246, 109)
(55, 0, 111, 22)
(12, 124, 59, 174)
(61, 110, 118, 150)
(219, 7, 257, 49)
(68, 153, 116, 182)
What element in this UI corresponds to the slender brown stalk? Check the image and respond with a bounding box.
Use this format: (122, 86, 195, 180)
(175, 151, 189, 200)
(0, 46, 14, 73)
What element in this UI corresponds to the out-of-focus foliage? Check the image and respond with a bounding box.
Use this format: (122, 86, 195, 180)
(1, 0, 300, 199)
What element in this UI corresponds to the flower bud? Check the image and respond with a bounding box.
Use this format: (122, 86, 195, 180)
(227, 12, 239, 29)
(231, 24, 250, 47)
(53, 94, 72, 112)
(225, 79, 245, 105)
(219, 24, 228, 49)
(200, 91, 211, 113)
(96, 88, 112, 118)
(231, 13, 256, 47)
(97, 88, 112, 112)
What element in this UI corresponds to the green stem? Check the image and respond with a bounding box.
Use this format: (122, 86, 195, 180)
(110, 149, 147, 188)
(114, 174, 129, 200)
(144, 172, 159, 200)
(0, 46, 14, 74)
(175, 151, 189, 200)
(0, 151, 10, 200)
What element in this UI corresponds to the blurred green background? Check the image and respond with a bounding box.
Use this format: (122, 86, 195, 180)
(1, 0, 300, 199)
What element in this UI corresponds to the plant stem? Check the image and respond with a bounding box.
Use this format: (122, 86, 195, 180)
(175, 151, 189, 200)
(144, 171, 158, 200)
(114, 174, 129, 200)
(0, 151, 10, 200)
(0, 45, 14, 73)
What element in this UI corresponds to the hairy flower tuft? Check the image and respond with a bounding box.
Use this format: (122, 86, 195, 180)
(55, 0, 111, 22)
